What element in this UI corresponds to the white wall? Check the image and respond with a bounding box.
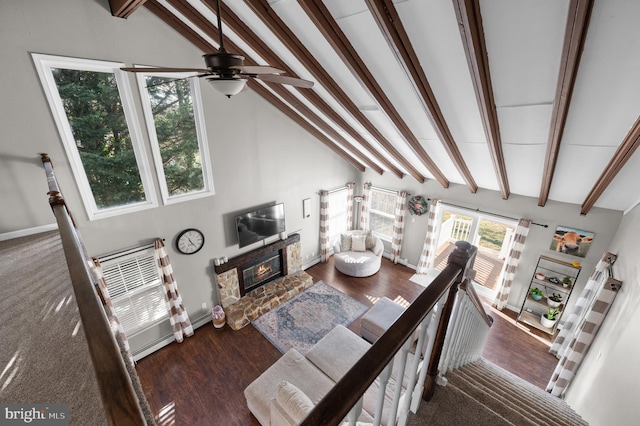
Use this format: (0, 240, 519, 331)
(565, 204, 640, 426)
(358, 169, 623, 315)
(0, 0, 358, 351)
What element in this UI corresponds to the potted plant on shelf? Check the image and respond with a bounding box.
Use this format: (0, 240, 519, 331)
(547, 293, 563, 308)
(540, 306, 560, 328)
(530, 287, 544, 301)
(562, 276, 572, 288)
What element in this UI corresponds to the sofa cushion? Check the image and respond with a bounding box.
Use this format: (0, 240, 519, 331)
(365, 232, 376, 250)
(244, 349, 334, 426)
(270, 381, 314, 426)
(340, 233, 352, 251)
(306, 325, 371, 383)
(352, 234, 366, 252)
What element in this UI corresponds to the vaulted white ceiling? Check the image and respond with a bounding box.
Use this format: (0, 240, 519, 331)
(113, 0, 640, 214)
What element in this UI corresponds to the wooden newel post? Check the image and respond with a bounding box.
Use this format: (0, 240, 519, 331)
(423, 240, 476, 401)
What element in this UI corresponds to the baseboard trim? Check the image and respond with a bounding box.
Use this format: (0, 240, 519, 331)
(0, 223, 58, 241)
(132, 312, 213, 361)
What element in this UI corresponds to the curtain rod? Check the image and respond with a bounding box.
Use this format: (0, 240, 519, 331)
(370, 185, 410, 197)
(316, 183, 355, 195)
(430, 200, 548, 228)
(97, 238, 164, 262)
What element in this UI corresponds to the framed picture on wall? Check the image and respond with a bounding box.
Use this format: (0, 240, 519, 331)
(550, 226, 594, 258)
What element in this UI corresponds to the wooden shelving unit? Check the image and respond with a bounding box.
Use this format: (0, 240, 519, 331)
(516, 255, 581, 335)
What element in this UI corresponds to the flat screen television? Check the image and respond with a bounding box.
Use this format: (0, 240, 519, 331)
(235, 203, 286, 248)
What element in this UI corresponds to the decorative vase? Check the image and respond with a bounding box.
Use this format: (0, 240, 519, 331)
(211, 305, 226, 329)
(547, 298, 562, 308)
(540, 314, 557, 328)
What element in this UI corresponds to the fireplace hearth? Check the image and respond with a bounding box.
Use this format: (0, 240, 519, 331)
(214, 233, 302, 302)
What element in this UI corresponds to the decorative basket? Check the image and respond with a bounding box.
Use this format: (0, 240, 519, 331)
(211, 305, 226, 329)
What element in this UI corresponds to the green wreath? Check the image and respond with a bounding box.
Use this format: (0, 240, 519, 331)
(408, 196, 429, 216)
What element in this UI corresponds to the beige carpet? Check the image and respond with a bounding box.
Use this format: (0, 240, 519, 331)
(408, 358, 588, 426)
(0, 231, 106, 425)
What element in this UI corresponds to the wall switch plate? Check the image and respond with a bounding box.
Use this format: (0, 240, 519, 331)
(201, 302, 207, 309)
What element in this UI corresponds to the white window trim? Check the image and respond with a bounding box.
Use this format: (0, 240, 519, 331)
(32, 53, 158, 220)
(135, 69, 215, 204)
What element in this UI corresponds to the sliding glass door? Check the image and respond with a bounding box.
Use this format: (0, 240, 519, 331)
(433, 206, 516, 295)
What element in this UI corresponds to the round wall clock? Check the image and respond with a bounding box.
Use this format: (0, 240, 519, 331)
(176, 228, 205, 255)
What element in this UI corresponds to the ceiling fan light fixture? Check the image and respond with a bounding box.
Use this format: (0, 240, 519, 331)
(207, 78, 247, 98)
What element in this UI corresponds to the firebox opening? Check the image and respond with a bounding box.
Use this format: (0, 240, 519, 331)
(242, 252, 283, 294)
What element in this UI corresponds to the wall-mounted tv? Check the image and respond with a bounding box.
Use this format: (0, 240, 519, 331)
(235, 203, 286, 248)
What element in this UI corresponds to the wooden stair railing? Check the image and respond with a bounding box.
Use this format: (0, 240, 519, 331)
(40, 154, 146, 425)
(302, 241, 479, 425)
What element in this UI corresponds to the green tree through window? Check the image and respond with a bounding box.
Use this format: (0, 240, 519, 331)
(52, 69, 146, 208)
(144, 76, 204, 196)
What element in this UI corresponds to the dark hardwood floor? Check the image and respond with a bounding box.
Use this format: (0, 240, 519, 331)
(135, 257, 559, 425)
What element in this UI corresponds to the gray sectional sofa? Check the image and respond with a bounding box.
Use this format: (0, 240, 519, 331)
(244, 324, 412, 425)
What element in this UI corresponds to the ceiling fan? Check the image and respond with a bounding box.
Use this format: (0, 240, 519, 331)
(121, 0, 313, 97)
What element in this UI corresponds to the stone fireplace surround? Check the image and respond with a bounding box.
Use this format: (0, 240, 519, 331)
(214, 234, 313, 330)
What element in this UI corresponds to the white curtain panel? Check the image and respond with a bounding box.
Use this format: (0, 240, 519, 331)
(359, 182, 372, 231)
(319, 190, 330, 262)
(493, 218, 532, 310)
(345, 183, 354, 232)
(549, 253, 614, 358)
(154, 239, 194, 343)
(89, 257, 134, 364)
(416, 199, 440, 273)
(546, 277, 622, 396)
(391, 191, 408, 263)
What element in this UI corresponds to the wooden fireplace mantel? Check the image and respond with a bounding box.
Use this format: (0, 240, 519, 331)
(213, 233, 300, 275)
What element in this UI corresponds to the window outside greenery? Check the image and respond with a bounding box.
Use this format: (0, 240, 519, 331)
(369, 189, 396, 240)
(143, 76, 206, 199)
(52, 68, 146, 208)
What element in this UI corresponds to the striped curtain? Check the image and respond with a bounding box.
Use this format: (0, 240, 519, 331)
(549, 253, 615, 358)
(345, 183, 355, 231)
(359, 182, 372, 231)
(154, 239, 193, 343)
(416, 199, 440, 273)
(319, 190, 330, 262)
(390, 191, 408, 263)
(546, 276, 622, 396)
(89, 258, 134, 364)
(493, 218, 531, 310)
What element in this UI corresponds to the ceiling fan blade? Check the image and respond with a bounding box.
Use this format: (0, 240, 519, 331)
(232, 65, 284, 75)
(255, 74, 314, 88)
(121, 67, 211, 74)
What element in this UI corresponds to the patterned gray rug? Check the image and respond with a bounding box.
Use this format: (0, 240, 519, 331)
(252, 280, 368, 355)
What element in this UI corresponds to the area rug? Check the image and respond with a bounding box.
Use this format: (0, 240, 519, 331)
(252, 280, 368, 355)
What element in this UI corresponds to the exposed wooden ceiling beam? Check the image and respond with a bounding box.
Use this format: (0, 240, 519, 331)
(539, 0, 594, 207)
(581, 115, 640, 215)
(364, 0, 476, 193)
(299, 0, 453, 190)
(243, 0, 434, 185)
(453, 0, 508, 199)
(203, 0, 388, 175)
(109, 0, 147, 18)
(165, 0, 379, 173)
(144, 0, 366, 172)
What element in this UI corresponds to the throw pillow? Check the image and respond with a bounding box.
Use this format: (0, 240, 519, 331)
(340, 233, 352, 251)
(351, 234, 366, 252)
(273, 381, 314, 424)
(365, 231, 376, 250)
